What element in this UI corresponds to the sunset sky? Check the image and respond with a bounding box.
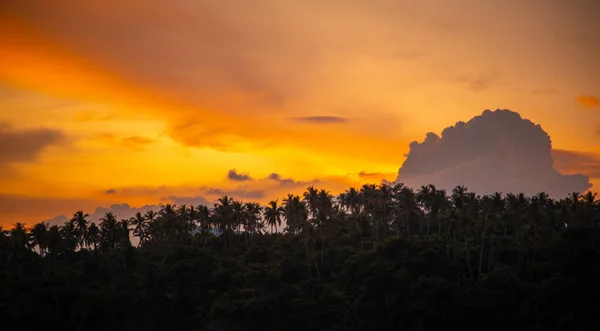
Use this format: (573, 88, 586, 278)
(1, 0, 599, 226)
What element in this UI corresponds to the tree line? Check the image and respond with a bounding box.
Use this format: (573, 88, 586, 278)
(1, 183, 599, 330)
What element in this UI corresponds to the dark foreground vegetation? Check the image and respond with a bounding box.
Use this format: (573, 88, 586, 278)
(1, 183, 600, 330)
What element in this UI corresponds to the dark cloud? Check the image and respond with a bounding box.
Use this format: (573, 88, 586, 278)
(205, 188, 265, 199)
(358, 171, 382, 178)
(0, 123, 64, 166)
(291, 116, 347, 124)
(267, 173, 281, 181)
(227, 169, 252, 181)
(396, 109, 592, 197)
(552, 149, 600, 179)
(265, 172, 315, 187)
(576, 94, 599, 108)
(104, 189, 117, 194)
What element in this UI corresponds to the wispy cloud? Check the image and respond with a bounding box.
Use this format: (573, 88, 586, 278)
(576, 94, 599, 108)
(121, 136, 154, 151)
(290, 116, 347, 124)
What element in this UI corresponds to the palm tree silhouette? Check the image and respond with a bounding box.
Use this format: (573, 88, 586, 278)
(264, 200, 284, 234)
(71, 210, 89, 250)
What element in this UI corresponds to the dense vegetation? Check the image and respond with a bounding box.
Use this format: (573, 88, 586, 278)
(1, 183, 600, 330)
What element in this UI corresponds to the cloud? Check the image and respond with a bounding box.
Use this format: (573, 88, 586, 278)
(0, 193, 99, 225)
(576, 95, 599, 108)
(205, 188, 265, 200)
(358, 171, 382, 178)
(104, 189, 117, 194)
(396, 109, 592, 197)
(290, 116, 347, 124)
(265, 172, 316, 187)
(121, 136, 154, 151)
(552, 149, 600, 179)
(47, 196, 212, 226)
(0, 123, 64, 166)
(91, 133, 154, 151)
(227, 169, 252, 181)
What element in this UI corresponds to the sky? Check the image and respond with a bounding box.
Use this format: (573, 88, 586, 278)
(0, 0, 599, 226)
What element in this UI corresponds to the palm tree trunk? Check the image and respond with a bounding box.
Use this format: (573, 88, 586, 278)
(487, 234, 494, 274)
(478, 232, 485, 280)
(405, 211, 410, 237)
(314, 254, 321, 280)
(465, 237, 474, 280)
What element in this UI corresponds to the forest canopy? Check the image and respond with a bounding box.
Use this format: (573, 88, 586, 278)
(1, 183, 599, 330)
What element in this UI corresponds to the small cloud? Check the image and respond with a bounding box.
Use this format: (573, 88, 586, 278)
(227, 169, 252, 181)
(104, 189, 117, 194)
(206, 188, 226, 195)
(121, 136, 154, 151)
(576, 95, 599, 108)
(358, 171, 382, 178)
(291, 116, 347, 124)
(264, 172, 316, 187)
(0, 123, 64, 167)
(205, 188, 265, 199)
(267, 173, 281, 180)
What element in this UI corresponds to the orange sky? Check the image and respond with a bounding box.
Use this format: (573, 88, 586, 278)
(1, 0, 599, 226)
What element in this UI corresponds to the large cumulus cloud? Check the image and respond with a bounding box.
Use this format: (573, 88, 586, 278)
(396, 109, 592, 197)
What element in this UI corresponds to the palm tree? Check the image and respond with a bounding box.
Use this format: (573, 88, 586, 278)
(195, 204, 211, 246)
(118, 218, 132, 248)
(30, 222, 49, 256)
(60, 220, 78, 253)
(212, 196, 235, 249)
(99, 212, 119, 250)
(47, 225, 62, 257)
(303, 186, 320, 221)
(87, 222, 100, 251)
(244, 202, 262, 248)
(71, 210, 89, 250)
(283, 194, 308, 234)
(232, 200, 247, 239)
(10, 222, 30, 252)
(264, 200, 284, 233)
(341, 187, 362, 216)
(130, 212, 147, 247)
